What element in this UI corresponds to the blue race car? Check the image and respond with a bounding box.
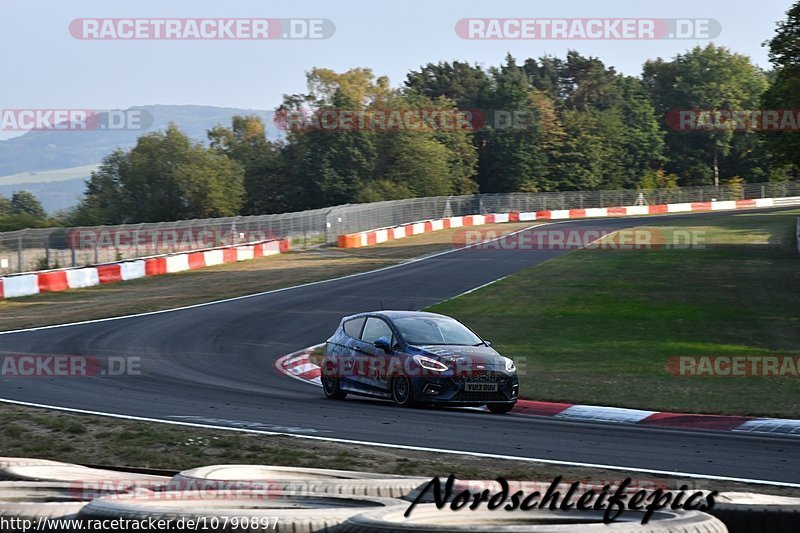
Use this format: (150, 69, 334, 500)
(321, 311, 519, 413)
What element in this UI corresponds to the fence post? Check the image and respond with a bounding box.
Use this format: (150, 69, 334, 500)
(796, 218, 800, 254)
(17, 234, 23, 273)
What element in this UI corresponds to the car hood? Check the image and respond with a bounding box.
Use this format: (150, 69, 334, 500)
(410, 344, 507, 370)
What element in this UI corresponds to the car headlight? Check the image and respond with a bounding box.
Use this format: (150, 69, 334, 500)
(413, 355, 448, 372)
(503, 357, 517, 372)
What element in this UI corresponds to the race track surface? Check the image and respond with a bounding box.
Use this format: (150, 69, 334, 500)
(1, 211, 798, 485)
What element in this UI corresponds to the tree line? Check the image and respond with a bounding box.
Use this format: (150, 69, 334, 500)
(66, 5, 799, 225)
(0, 191, 54, 232)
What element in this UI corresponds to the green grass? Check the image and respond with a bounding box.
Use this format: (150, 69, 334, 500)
(427, 210, 800, 417)
(2, 404, 726, 486)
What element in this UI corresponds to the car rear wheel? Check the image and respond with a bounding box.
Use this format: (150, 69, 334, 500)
(486, 403, 515, 414)
(322, 360, 347, 400)
(392, 374, 416, 407)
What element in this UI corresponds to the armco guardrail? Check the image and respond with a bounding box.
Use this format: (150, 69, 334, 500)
(0, 181, 798, 274)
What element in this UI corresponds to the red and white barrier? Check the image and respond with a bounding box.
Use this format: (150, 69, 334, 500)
(0, 239, 291, 300)
(1, 274, 39, 298)
(275, 344, 800, 436)
(337, 197, 799, 248)
(120, 260, 146, 281)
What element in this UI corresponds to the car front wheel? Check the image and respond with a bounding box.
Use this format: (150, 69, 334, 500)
(391, 374, 416, 407)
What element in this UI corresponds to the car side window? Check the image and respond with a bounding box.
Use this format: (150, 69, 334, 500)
(361, 317, 393, 345)
(342, 317, 366, 339)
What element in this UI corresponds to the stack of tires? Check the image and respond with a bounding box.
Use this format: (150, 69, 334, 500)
(1, 458, 798, 532)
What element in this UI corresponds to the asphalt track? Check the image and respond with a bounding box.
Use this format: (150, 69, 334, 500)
(1, 210, 798, 486)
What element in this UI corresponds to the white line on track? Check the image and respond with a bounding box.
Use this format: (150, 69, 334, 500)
(0, 396, 797, 489)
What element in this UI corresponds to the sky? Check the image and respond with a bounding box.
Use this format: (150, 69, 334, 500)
(0, 0, 793, 140)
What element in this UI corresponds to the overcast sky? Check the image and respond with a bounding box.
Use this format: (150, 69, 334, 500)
(0, 0, 792, 140)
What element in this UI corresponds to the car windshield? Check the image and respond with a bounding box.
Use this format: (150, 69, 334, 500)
(393, 316, 483, 346)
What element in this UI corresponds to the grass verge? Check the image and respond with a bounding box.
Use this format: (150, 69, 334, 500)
(428, 210, 800, 417)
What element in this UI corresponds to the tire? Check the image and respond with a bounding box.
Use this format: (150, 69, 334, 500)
(322, 359, 347, 400)
(337, 504, 727, 532)
(402, 479, 663, 504)
(169, 465, 428, 499)
(0, 481, 152, 531)
(0, 502, 84, 522)
(79, 490, 406, 533)
(0, 458, 70, 470)
(486, 403, 515, 414)
(391, 374, 416, 408)
(707, 491, 800, 533)
(0, 481, 152, 502)
(0, 464, 168, 487)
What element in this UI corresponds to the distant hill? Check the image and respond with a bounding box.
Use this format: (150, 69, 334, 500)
(0, 105, 280, 177)
(0, 105, 281, 213)
(0, 176, 87, 214)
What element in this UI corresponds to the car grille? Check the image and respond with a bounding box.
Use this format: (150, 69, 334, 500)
(452, 391, 510, 402)
(451, 371, 508, 384)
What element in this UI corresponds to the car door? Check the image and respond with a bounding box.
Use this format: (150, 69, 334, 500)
(338, 316, 366, 389)
(358, 316, 395, 393)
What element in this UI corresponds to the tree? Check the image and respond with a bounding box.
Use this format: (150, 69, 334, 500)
(643, 44, 769, 186)
(405, 61, 491, 109)
(762, 1, 800, 173)
(209, 115, 287, 214)
(76, 124, 244, 223)
(613, 77, 666, 188)
(476, 55, 560, 192)
(560, 51, 623, 111)
(10, 191, 46, 218)
(522, 55, 564, 102)
(278, 67, 478, 206)
(0, 195, 13, 217)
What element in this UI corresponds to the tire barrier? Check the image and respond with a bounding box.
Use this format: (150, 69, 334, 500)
(78, 491, 405, 533)
(169, 465, 428, 498)
(0, 463, 168, 486)
(707, 491, 800, 533)
(0, 480, 154, 531)
(336, 504, 727, 532)
(7, 459, 800, 532)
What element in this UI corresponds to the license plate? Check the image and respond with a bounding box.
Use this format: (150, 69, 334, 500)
(464, 382, 498, 392)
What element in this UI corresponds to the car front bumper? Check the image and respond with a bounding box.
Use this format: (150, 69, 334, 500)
(409, 370, 519, 406)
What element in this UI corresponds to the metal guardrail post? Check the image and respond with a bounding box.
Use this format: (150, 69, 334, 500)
(795, 217, 800, 253)
(17, 234, 23, 273)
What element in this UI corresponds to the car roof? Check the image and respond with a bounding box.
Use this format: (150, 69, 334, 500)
(343, 310, 452, 321)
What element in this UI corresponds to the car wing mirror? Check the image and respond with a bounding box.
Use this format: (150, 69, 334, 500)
(374, 336, 392, 352)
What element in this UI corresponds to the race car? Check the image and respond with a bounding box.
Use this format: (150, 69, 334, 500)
(321, 310, 519, 413)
